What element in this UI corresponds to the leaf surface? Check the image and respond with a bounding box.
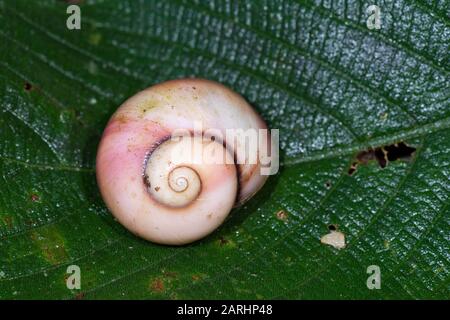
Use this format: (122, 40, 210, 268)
(0, 0, 448, 299)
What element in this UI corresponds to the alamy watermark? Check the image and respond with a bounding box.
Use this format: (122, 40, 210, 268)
(366, 265, 381, 290)
(167, 121, 279, 176)
(66, 265, 81, 290)
(66, 5, 81, 30)
(366, 5, 381, 30)
(66, 4, 381, 31)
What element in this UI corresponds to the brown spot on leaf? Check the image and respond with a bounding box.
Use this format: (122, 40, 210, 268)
(217, 237, 236, 249)
(219, 237, 229, 246)
(74, 292, 85, 300)
(275, 210, 288, 221)
(31, 227, 68, 265)
(2, 215, 13, 229)
(150, 278, 164, 292)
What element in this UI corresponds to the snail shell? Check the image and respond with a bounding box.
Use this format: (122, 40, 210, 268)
(96, 79, 273, 245)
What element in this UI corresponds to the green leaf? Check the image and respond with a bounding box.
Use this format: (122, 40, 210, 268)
(0, 0, 448, 299)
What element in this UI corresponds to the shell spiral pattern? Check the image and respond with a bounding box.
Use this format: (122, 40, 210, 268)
(96, 79, 274, 245)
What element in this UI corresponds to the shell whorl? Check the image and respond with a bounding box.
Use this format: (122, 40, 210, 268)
(144, 135, 235, 208)
(96, 79, 272, 245)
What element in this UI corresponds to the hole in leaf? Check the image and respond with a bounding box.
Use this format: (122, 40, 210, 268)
(24, 82, 33, 91)
(348, 162, 358, 176)
(348, 142, 416, 175)
(385, 142, 417, 162)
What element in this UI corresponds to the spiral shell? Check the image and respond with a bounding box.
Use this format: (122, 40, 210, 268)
(96, 79, 273, 245)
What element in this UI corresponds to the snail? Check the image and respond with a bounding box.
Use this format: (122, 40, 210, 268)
(96, 79, 276, 245)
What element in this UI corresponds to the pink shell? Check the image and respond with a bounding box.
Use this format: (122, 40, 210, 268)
(96, 79, 271, 245)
